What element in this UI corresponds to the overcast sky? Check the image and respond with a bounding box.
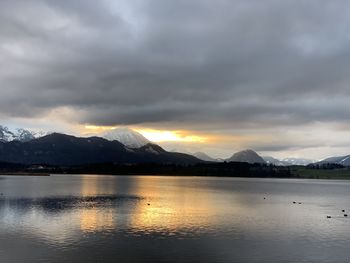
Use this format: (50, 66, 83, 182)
(1, 0, 350, 159)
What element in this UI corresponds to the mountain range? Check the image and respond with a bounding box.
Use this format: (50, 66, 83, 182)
(0, 133, 201, 166)
(195, 151, 317, 166)
(263, 156, 290, 166)
(195, 149, 266, 164)
(282, 158, 316, 166)
(0, 125, 349, 167)
(263, 156, 316, 166)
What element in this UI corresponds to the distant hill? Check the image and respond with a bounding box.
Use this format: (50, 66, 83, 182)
(0, 133, 202, 166)
(101, 127, 150, 148)
(316, 155, 350, 166)
(193, 152, 218, 162)
(226, 149, 265, 164)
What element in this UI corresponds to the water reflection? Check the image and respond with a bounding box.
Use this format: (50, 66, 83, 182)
(79, 208, 115, 232)
(0, 194, 143, 245)
(1, 175, 350, 263)
(0, 175, 222, 240)
(0, 195, 142, 213)
(128, 176, 218, 237)
(78, 175, 139, 233)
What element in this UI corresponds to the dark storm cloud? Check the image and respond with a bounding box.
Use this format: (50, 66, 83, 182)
(1, 0, 350, 129)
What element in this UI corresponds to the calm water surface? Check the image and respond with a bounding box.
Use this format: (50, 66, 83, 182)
(0, 174, 350, 262)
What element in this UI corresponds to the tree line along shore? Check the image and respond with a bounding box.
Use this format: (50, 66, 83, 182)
(1, 161, 350, 179)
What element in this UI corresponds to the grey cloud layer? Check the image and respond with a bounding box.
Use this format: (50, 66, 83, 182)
(1, 0, 350, 130)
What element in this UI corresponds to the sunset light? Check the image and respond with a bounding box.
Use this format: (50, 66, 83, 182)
(83, 125, 208, 143)
(135, 129, 207, 143)
(2, 1, 350, 262)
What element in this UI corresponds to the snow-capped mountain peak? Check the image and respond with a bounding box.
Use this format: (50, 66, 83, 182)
(101, 127, 151, 148)
(282, 158, 315, 166)
(0, 125, 47, 142)
(263, 156, 316, 166)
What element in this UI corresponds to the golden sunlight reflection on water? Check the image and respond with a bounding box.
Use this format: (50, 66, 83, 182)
(128, 176, 218, 235)
(77, 175, 221, 235)
(79, 208, 115, 232)
(78, 175, 116, 232)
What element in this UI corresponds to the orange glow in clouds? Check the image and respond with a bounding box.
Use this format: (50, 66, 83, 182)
(135, 129, 208, 143)
(83, 125, 208, 143)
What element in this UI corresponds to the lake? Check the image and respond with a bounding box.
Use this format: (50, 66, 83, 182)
(0, 174, 349, 262)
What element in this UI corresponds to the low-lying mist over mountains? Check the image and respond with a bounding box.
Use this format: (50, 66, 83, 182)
(194, 149, 315, 166)
(0, 125, 349, 167)
(193, 152, 220, 162)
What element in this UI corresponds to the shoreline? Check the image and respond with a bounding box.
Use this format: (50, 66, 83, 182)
(1, 168, 350, 180)
(0, 171, 349, 180)
(0, 172, 50, 176)
(1, 173, 349, 180)
(50, 173, 350, 180)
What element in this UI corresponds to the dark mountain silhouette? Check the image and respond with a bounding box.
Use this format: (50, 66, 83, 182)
(226, 149, 265, 164)
(0, 133, 202, 166)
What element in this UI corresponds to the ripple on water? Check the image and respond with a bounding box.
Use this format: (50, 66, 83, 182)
(1, 175, 350, 263)
(0, 195, 143, 212)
